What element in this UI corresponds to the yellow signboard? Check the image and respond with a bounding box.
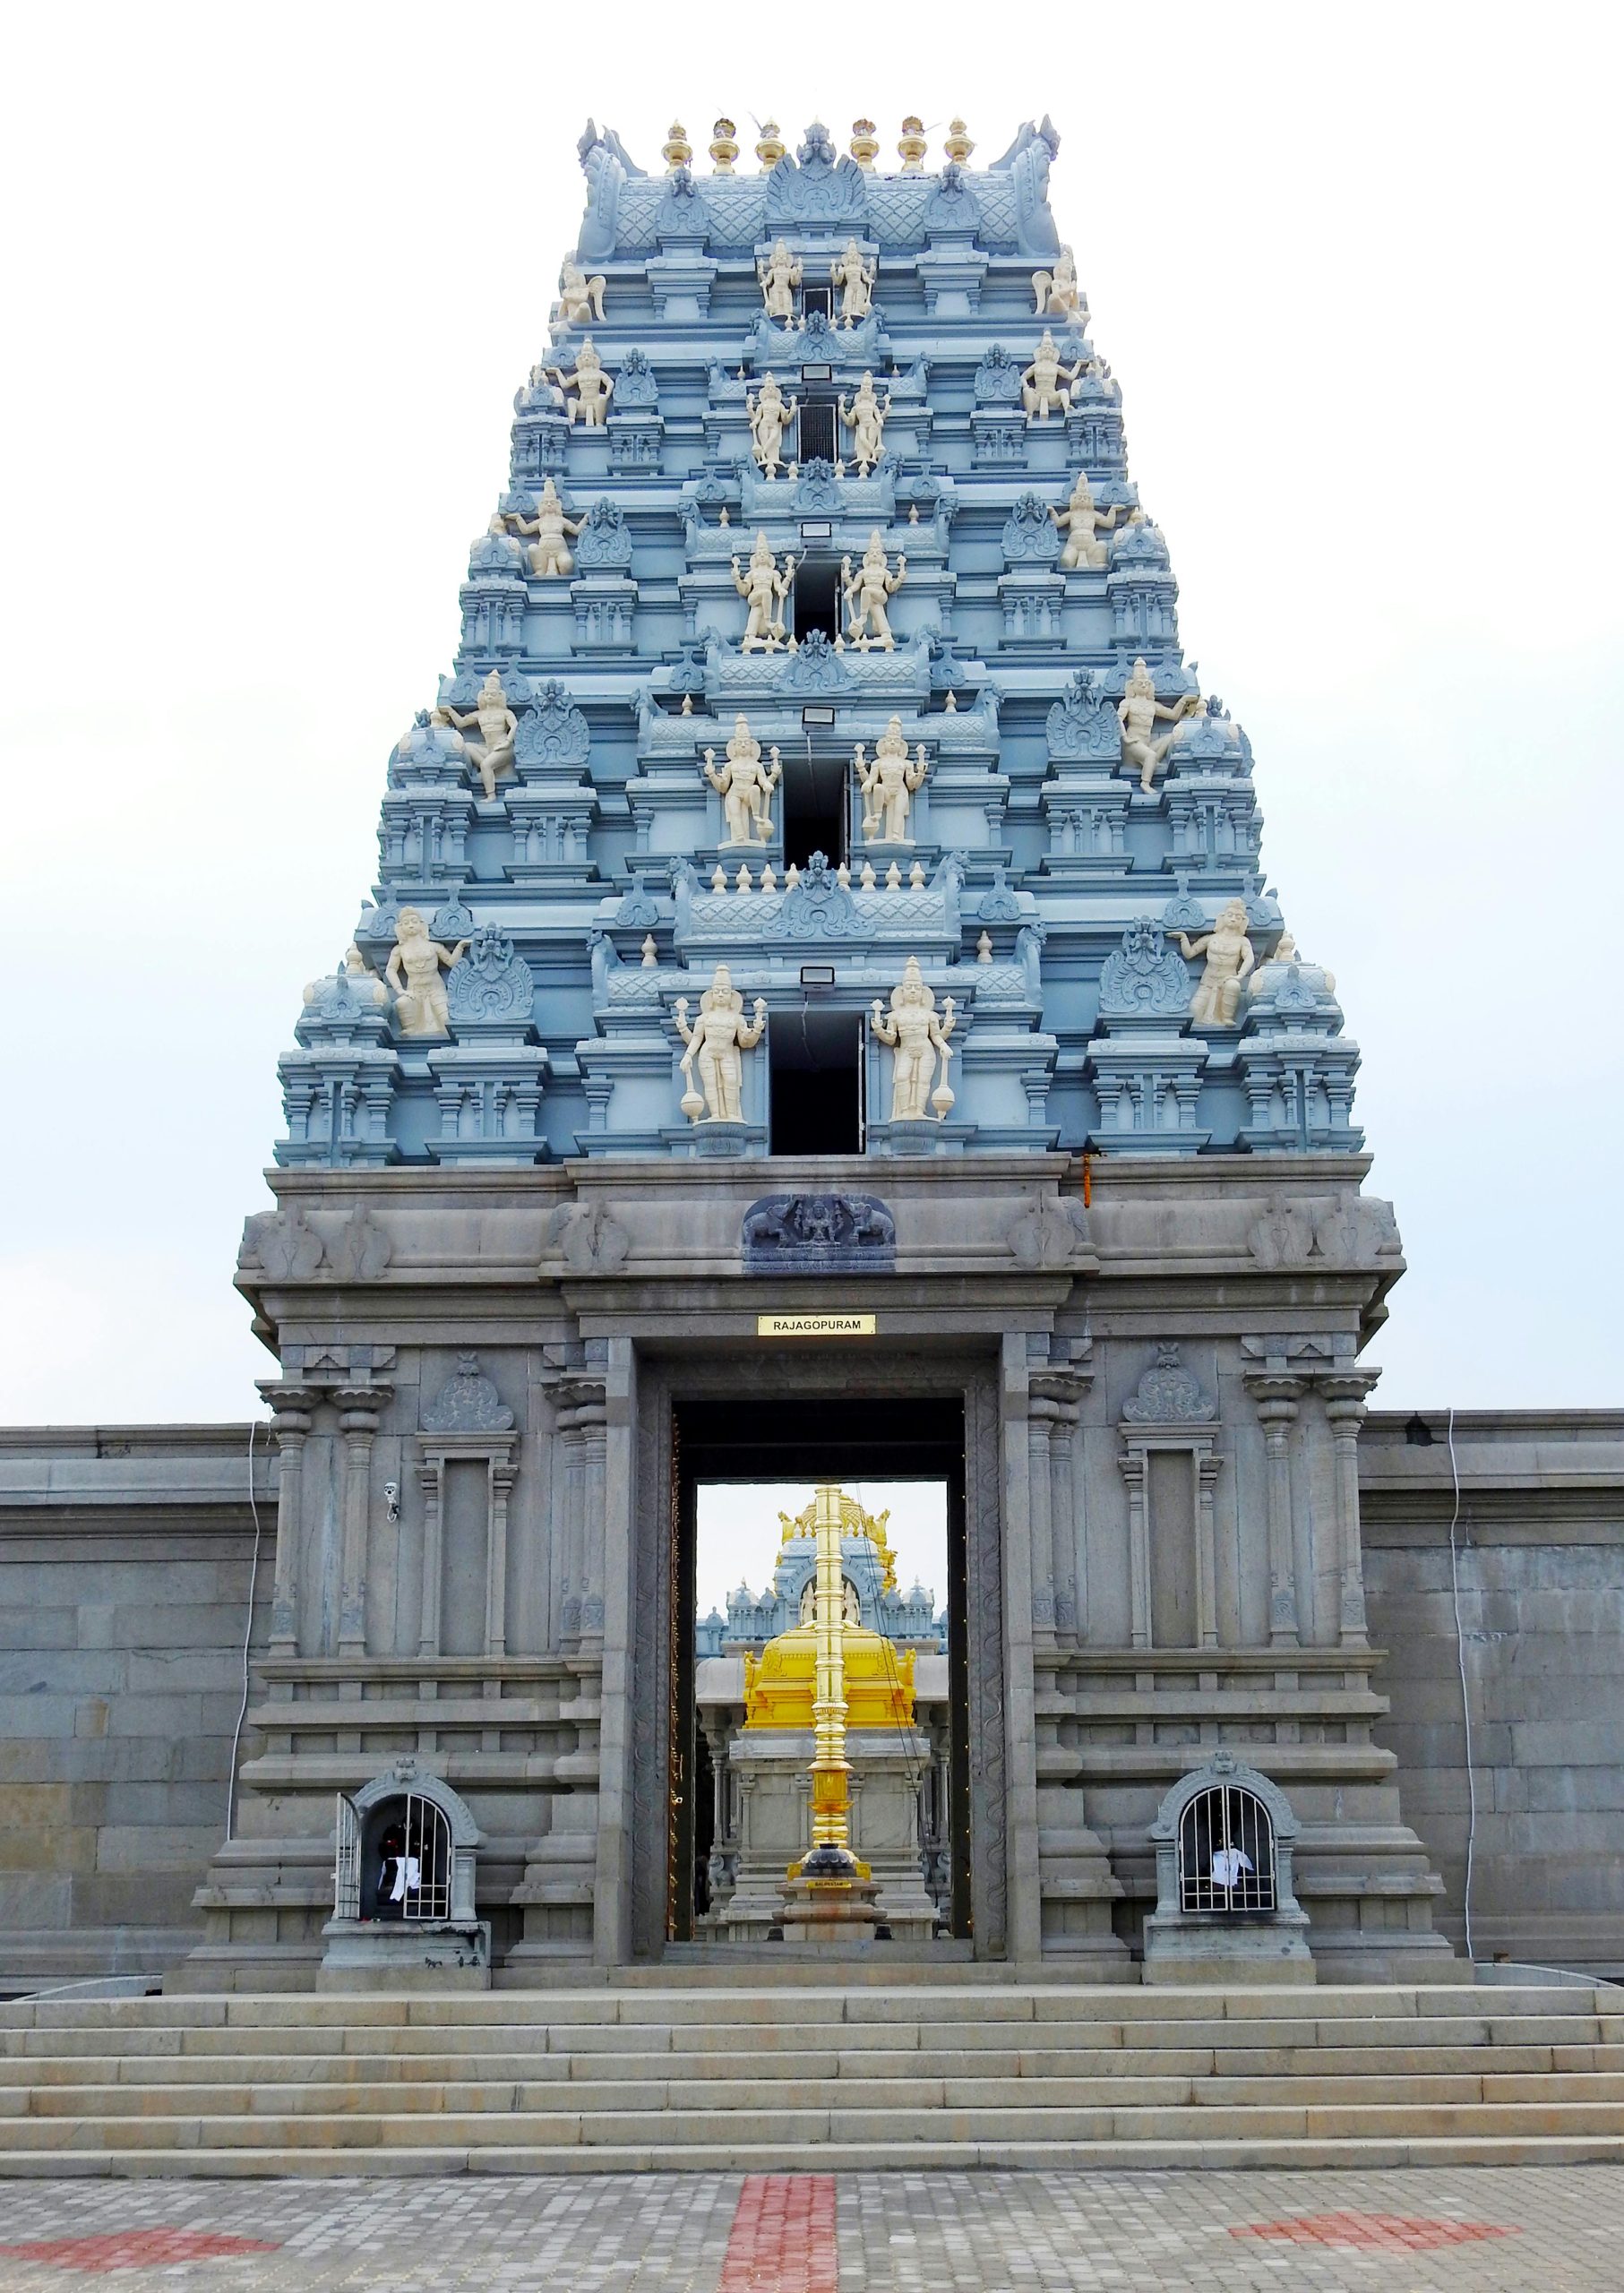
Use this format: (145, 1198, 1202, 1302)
(756, 1312, 877, 1339)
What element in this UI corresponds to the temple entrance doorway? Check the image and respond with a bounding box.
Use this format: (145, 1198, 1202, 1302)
(666, 1394, 972, 1954)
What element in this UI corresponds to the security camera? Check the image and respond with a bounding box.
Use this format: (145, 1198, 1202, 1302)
(383, 1481, 400, 1523)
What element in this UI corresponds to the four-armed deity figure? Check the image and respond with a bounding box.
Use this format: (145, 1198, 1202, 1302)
(509, 477, 582, 577)
(1052, 470, 1124, 570)
(1178, 900, 1256, 1027)
(543, 337, 614, 426)
(1117, 657, 1200, 793)
(555, 257, 606, 327)
(842, 530, 907, 649)
(748, 373, 797, 477)
(675, 963, 768, 1124)
(838, 373, 889, 475)
(758, 238, 802, 321)
(872, 957, 957, 1123)
(436, 668, 518, 800)
(386, 907, 469, 1037)
(733, 531, 796, 652)
(855, 717, 929, 844)
(1022, 329, 1087, 421)
(1031, 244, 1085, 325)
(829, 238, 875, 325)
(703, 714, 782, 846)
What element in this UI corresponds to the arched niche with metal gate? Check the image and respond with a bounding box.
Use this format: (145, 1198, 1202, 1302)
(1142, 1754, 1313, 1985)
(319, 1759, 491, 1989)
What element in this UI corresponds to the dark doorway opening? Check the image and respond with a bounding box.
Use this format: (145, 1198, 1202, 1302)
(780, 747, 848, 868)
(793, 558, 842, 644)
(802, 283, 834, 322)
(798, 399, 837, 464)
(769, 1006, 862, 1156)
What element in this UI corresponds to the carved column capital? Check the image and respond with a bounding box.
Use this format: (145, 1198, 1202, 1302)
(257, 1381, 318, 1436)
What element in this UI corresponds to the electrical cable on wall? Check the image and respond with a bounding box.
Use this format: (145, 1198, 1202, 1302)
(1445, 1404, 1479, 1962)
(225, 1418, 267, 1844)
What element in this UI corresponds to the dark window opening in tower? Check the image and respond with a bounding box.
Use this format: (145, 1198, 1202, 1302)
(779, 748, 847, 870)
(793, 558, 842, 644)
(769, 1007, 862, 1155)
(801, 283, 833, 322)
(797, 399, 838, 464)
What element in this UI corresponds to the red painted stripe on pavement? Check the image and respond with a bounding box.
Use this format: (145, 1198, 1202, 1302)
(718, 2172, 838, 2293)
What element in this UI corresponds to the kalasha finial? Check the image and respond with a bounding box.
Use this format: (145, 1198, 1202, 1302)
(849, 118, 879, 170)
(898, 116, 928, 174)
(709, 117, 739, 173)
(944, 117, 975, 165)
(755, 119, 786, 169)
(662, 122, 692, 173)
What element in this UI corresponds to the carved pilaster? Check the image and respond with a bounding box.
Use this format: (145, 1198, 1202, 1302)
(1244, 1373, 1305, 1647)
(1027, 1403, 1056, 1640)
(1322, 1372, 1379, 1648)
(555, 1376, 607, 1651)
(334, 1385, 390, 1659)
(258, 1382, 316, 1657)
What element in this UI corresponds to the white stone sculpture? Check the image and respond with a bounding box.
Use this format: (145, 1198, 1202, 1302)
(842, 530, 907, 649)
(733, 531, 796, 651)
(838, 373, 889, 476)
(543, 337, 614, 426)
(1052, 471, 1124, 570)
(304, 945, 388, 1009)
(675, 964, 768, 1123)
(703, 714, 782, 846)
(1117, 657, 1201, 794)
(1031, 244, 1085, 324)
(1178, 900, 1256, 1026)
(509, 477, 582, 578)
(387, 907, 468, 1038)
(872, 957, 957, 1122)
(556, 258, 606, 327)
(856, 717, 928, 845)
(436, 668, 518, 800)
(757, 238, 802, 320)
(747, 374, 797, 477)
(1022, 329, 1087, 421)
(830, 238, 875, 324)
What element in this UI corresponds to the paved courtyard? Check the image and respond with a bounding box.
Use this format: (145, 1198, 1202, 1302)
(0, 2168, 1622, 2290)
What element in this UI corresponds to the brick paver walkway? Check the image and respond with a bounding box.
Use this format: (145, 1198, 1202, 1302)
(0, 2168, 1620, 2289)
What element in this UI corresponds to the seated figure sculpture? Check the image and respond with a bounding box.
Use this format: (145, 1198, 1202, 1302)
(830, 238, 875, 325)
(1178, 900, 1256, 1026)
(872, 957, 957, 1122)
(555, 257, 606, 327)
(509, 477, 582, 577)
(1118, 657, 1200, 793)
(675, 963, 768, 1124)
(838, 373, 889, 476)
(856, 717, 928, 844)
(1052, 470, 1124, 570)
(436, 668, 518, 800)
(544, 337, 614, 426)
(842, 530, 907, 649)
(387, 907, 469, 1037)
(733, 531, 796, 651)
(758, 238, 802, 320)
(703, 714, 782, 846)
(1022, 329, 1087, 421)
(1031, 244, 1085, 324)
(748, 374, 797, 477)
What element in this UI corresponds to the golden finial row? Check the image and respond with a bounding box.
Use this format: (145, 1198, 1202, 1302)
(661, 119, 976, 176)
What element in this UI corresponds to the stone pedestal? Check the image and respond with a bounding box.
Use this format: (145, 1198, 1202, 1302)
(317, 1919, 492, 1990)
(721, 1725, 938, 1943)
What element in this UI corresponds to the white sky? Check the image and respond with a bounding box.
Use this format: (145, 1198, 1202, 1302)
(3, 3, 1620, 1422)
(695, 1482, 947, 1622)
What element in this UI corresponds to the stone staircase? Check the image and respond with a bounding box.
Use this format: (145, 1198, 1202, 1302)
(3, 1980, 1623, 2175)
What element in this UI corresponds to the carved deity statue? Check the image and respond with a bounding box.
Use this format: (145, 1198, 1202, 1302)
(757, 238, 802, 320)
(838, 373, 889, 476)
(1117, 657, 1200, 794)
(856, 717, 928, 845)
(675, 963, 768, 1124)
(872, 957, 957, 1123)
(703, 714, 782, 846)
(733, 530, 796, 651)
(509, 477, 582, 577)
(747, 373, 797, 477)
(436, 668, 518, 800)
(556, 258, 606, 327)
(842, 529, 907, 650)
(543, 337, 614, 426)
(829, 238, 875, 325)
(1052, 471, 1123, 571)
(1022, 329, 1087, 421)
(1031, 244, 1085, 324)
(1178, 900, 1256, 1027)
(386, 907, 469, 1037)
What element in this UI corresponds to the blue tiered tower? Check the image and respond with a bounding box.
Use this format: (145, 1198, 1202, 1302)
(279, 117, 1356, 1172)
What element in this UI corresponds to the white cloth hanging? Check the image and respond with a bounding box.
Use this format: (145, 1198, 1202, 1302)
(1210, 1845, 1254, 1889)
(388, 1854, 422, 1903)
